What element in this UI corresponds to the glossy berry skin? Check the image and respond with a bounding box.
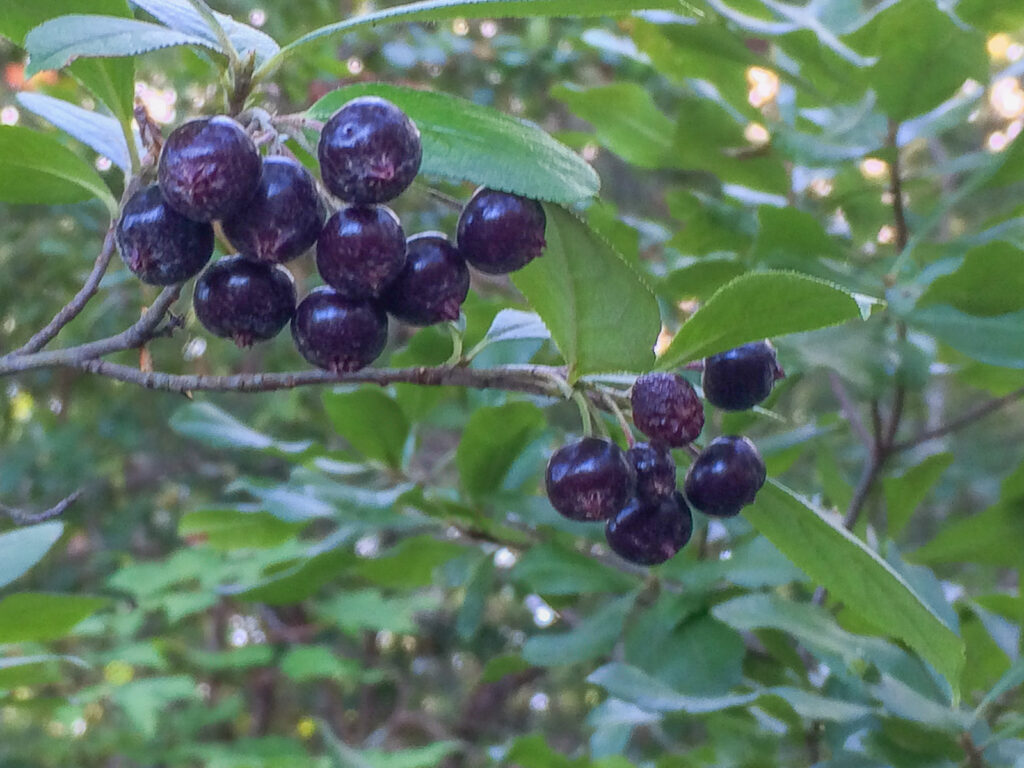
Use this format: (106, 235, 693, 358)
(291, 287, 388, 372)
(456, 188, 547, 274)
(381, 233, 470, 325)
(193, 256, 296, 347)
(317, 97, 422, 204)
(605, 492, 693, 566)
(631, 373, 704, 447)
(545, 437, 635, 522)
(222, 156, 323, 263)
(316, 205, 406, 300)
(684, 436, 766, 518)
(702, 341, 784, 411)
(158, 116, 262, 222)
(627, 442, 677, 504)
(116, 184, 214, 285)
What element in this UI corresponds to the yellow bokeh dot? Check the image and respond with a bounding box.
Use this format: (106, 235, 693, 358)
(988, 33, 1012, 60)
(10, 391, 34, 423)
(297, 717, 317, 739)
(103, 661, 134, 686)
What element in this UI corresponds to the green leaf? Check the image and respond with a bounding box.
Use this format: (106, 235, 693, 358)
(71, 57, 135, 125)
(170, 402, 312, 454)
(752, 206, 843, 263)
(232, 548, 355, 604)
(0, 126, 116, 213)
(17, 92, 131, 172)
(308, 83, 598, 203)
(24, 14, 210, 76)
(187, 645, 273, 671)
(522, 593, 636, 667)
(660, 259, 746, 303)
(110, 676, 197, 736)
(908, 305, 1024, 369)
(481, 654, 531, 683)
(511, 541, 639, 596)
(512, 204, 661, 378)
(912, 503, 1024, 568)
(0, 522, 63, 590)
(456, 555, 495, 640)
(848, 0, 988, 121)
(271, 0, 680, 71)
(918, 243, 1024, 317)
(658, 271, 864, 368)
(130, 0, 280, 63)
(588, 663, 759, 713)
(0, 654, 88, 688)
(323, 388, 409, 468)
(883, 453, 954, 539)
(742, 482, 965, 689)
(178, 509, 303, 550)
(316, 589, 441, 636)
(353, 536, 465, 589)
(477, 309, 551, 346)
(0, 593, 109, 643)
(281, 646, 362, 683)
(974, 656, 1024, 722)
(457, 401, 545, 498)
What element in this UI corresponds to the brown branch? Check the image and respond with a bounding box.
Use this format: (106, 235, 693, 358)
(12, 228, 117, 355)
(0, 489, 84, 526)
(829, 372, 872, 449)
(893, 385, 1024, 452)
(888, 118, 909, 253)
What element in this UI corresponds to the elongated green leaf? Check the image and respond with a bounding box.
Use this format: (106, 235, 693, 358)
(918, 242, 1024, 317)
(511, 542, 639, 596)
(0, 522, 63, 590)
(658, 271, 864, 368)
(169, 402, 312, 454)
(353, 536, 465, 589)
(0, 654, 89, 688)
(908, 305, 1024, 369)
(522, 593, 637, 666)
(457, 402, 545, 498)
(0, 126, 116, 213)
(323, 388, 409, 468)
(308, 83, 598, 203)
(17, 92, 131, 171)
(589, 663, 759, 713)
(743, 482, 965, 689)
(25, 14, 211, 76)
(883, 453, 954, 539)
(129, 0, 279, 62)
(178, 509, 303, 550)
(512, 204, 661, 378)
(271, 0, 680, 70)
(0, 593, 109, 643)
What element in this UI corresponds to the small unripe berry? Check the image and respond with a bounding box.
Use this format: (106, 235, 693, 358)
(291, 287, 388, 372)
(605, 492, 693, 566)
(631, 373, 704, 447)
(193, 256, 296, 347)
(456, 187, 546, 274)
(317, 205, 406, 300)
(545, 437, 635, 522)
(318, 97, 422, 204)
(116, 184, 214, 285)
(627, 442, 677, 504)
(158, 116, 261, 222)
(222, 156, 324, 263)
(381, 233, 469, 325)
(684, 436, 766, 518)
(702, 341, 784, 411)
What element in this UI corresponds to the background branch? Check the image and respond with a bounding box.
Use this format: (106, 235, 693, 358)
(0, 489, 84, 526)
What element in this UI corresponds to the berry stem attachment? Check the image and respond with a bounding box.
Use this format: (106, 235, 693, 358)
(573, 390, 594, 437)
(445, 321, 465, 366)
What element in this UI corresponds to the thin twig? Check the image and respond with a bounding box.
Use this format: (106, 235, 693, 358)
(13, 228, 117, 355)
(0, 489, 83, 526)
(893, 385, 1024, 452)
(829, 371, 871, 449)
(888, 118, 909, 253)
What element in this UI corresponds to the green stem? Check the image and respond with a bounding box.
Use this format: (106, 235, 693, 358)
(445, 322, 464, 366)
(573, 391, 593, 437)
(121, 119, 140, 176)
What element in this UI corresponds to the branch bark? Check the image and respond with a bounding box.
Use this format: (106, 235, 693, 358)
(0, 489, 83, 526)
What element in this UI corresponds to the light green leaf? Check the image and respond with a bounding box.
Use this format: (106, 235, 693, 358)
(281, 646, 362, 683)
(588, 663, 759, 713)
(658, 271, 864, 368)
(511, 541, 640, 595)
(908, 305, 1024, 369)
(478, 309, 551, 346)
(974, 657, 1024, 722)
(24, 14, 211, 75)
(0, 126, 116, 213)
(522, 593, 636, 667)
(512, 204, 661, 378)
(323, 388, 409, 468)
(353, 536, 466, 589)
(742, 482, 965, 689)
(316, 589, 441, 636)
(0, 593, 110, 643)
(232, 548, 354, 604)
(170, 402, 312, 454)
(111, 676, 197, 736)
(883, 453, 954, 539)
(918, 242, 1024, 317)
(0, 522, 63, 590)
(0, 654, 88, 688)
(129, 0, 280, 62)
(17, 92, 131, 171)
(457, 401, 545, 498)
(187, 645, 273, 671)
(661, 259, 746, 303)
(871, 675, 970, 732)
(912, 503, 1024, 568)
(308, 83, 598, 203)
(178, 508, 304, 550)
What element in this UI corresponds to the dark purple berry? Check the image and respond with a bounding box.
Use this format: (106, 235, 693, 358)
(221, 156, 323, 263)
(116, 184, 214, 285)
(317, 97, 422, 204)
(158, 116, 261, 222)
(631, 373, 704, 447)
(702, 341, 785, 411)
(317, 206, 406, 300)
(456, 187, 547, 274)
(683, 436, 766, 518)
(381, 233, 469, 325)
(627, 442, 677, 504)
(291, 287, 388, 372)
(545, 437, 635, 522)
(605, 492, 693, 566)
(193, 256, 296, 347)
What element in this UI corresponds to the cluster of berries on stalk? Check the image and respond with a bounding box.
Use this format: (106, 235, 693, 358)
(115, 97, 548, 371)
(545, 342, 784, 566)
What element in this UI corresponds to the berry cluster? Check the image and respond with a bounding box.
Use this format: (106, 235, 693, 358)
(545, 342, 782, 566)
(115, 97, 547, 371)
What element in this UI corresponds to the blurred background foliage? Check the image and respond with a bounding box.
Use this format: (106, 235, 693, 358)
(2, 0, 1024, 766)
